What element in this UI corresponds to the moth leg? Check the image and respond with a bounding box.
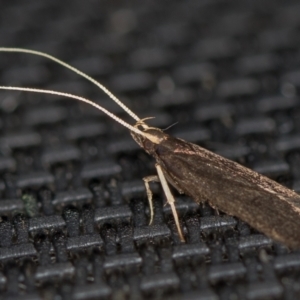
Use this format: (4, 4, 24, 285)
(163, 171, 185, 194)
(155, 164, 185, 242)
(143, 175, 159, 225)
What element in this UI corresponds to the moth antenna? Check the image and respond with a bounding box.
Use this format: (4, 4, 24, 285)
(162, 122, 178, 131)
(0, 47, 140, 122)
(0, 86, 160, 143)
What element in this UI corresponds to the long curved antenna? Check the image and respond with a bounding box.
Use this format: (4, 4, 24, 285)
(0, 47, 140, 122)
(0, 86, 161, 142)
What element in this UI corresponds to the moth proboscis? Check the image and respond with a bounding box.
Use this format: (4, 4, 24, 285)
(1, 47, 300, 248)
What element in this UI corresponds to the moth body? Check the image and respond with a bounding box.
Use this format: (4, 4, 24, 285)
(132, 127, 300, 249)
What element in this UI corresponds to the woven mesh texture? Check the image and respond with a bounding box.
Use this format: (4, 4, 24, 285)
(1, 0, 300, 299)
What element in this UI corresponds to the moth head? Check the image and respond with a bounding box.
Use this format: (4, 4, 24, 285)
(131, 120, 165, 155)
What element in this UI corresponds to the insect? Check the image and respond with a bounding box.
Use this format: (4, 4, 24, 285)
(1, 48, 300, 248)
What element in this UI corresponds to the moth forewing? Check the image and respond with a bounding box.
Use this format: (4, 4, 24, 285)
(149, 132, 300, 249)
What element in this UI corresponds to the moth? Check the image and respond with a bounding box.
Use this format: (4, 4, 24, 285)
(1, 48, 300, 248)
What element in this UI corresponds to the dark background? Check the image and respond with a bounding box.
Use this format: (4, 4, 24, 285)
(1, 0, 300, 299)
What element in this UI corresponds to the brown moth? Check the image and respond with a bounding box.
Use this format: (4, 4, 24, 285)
(1, 48, 300, 248)
(132, 126, 300, 248)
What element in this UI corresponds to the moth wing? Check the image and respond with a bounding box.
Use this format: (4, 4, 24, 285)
(156, 136, 300, 248)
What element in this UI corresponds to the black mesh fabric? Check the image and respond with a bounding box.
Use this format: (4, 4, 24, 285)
(1, 0, 300, 299)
